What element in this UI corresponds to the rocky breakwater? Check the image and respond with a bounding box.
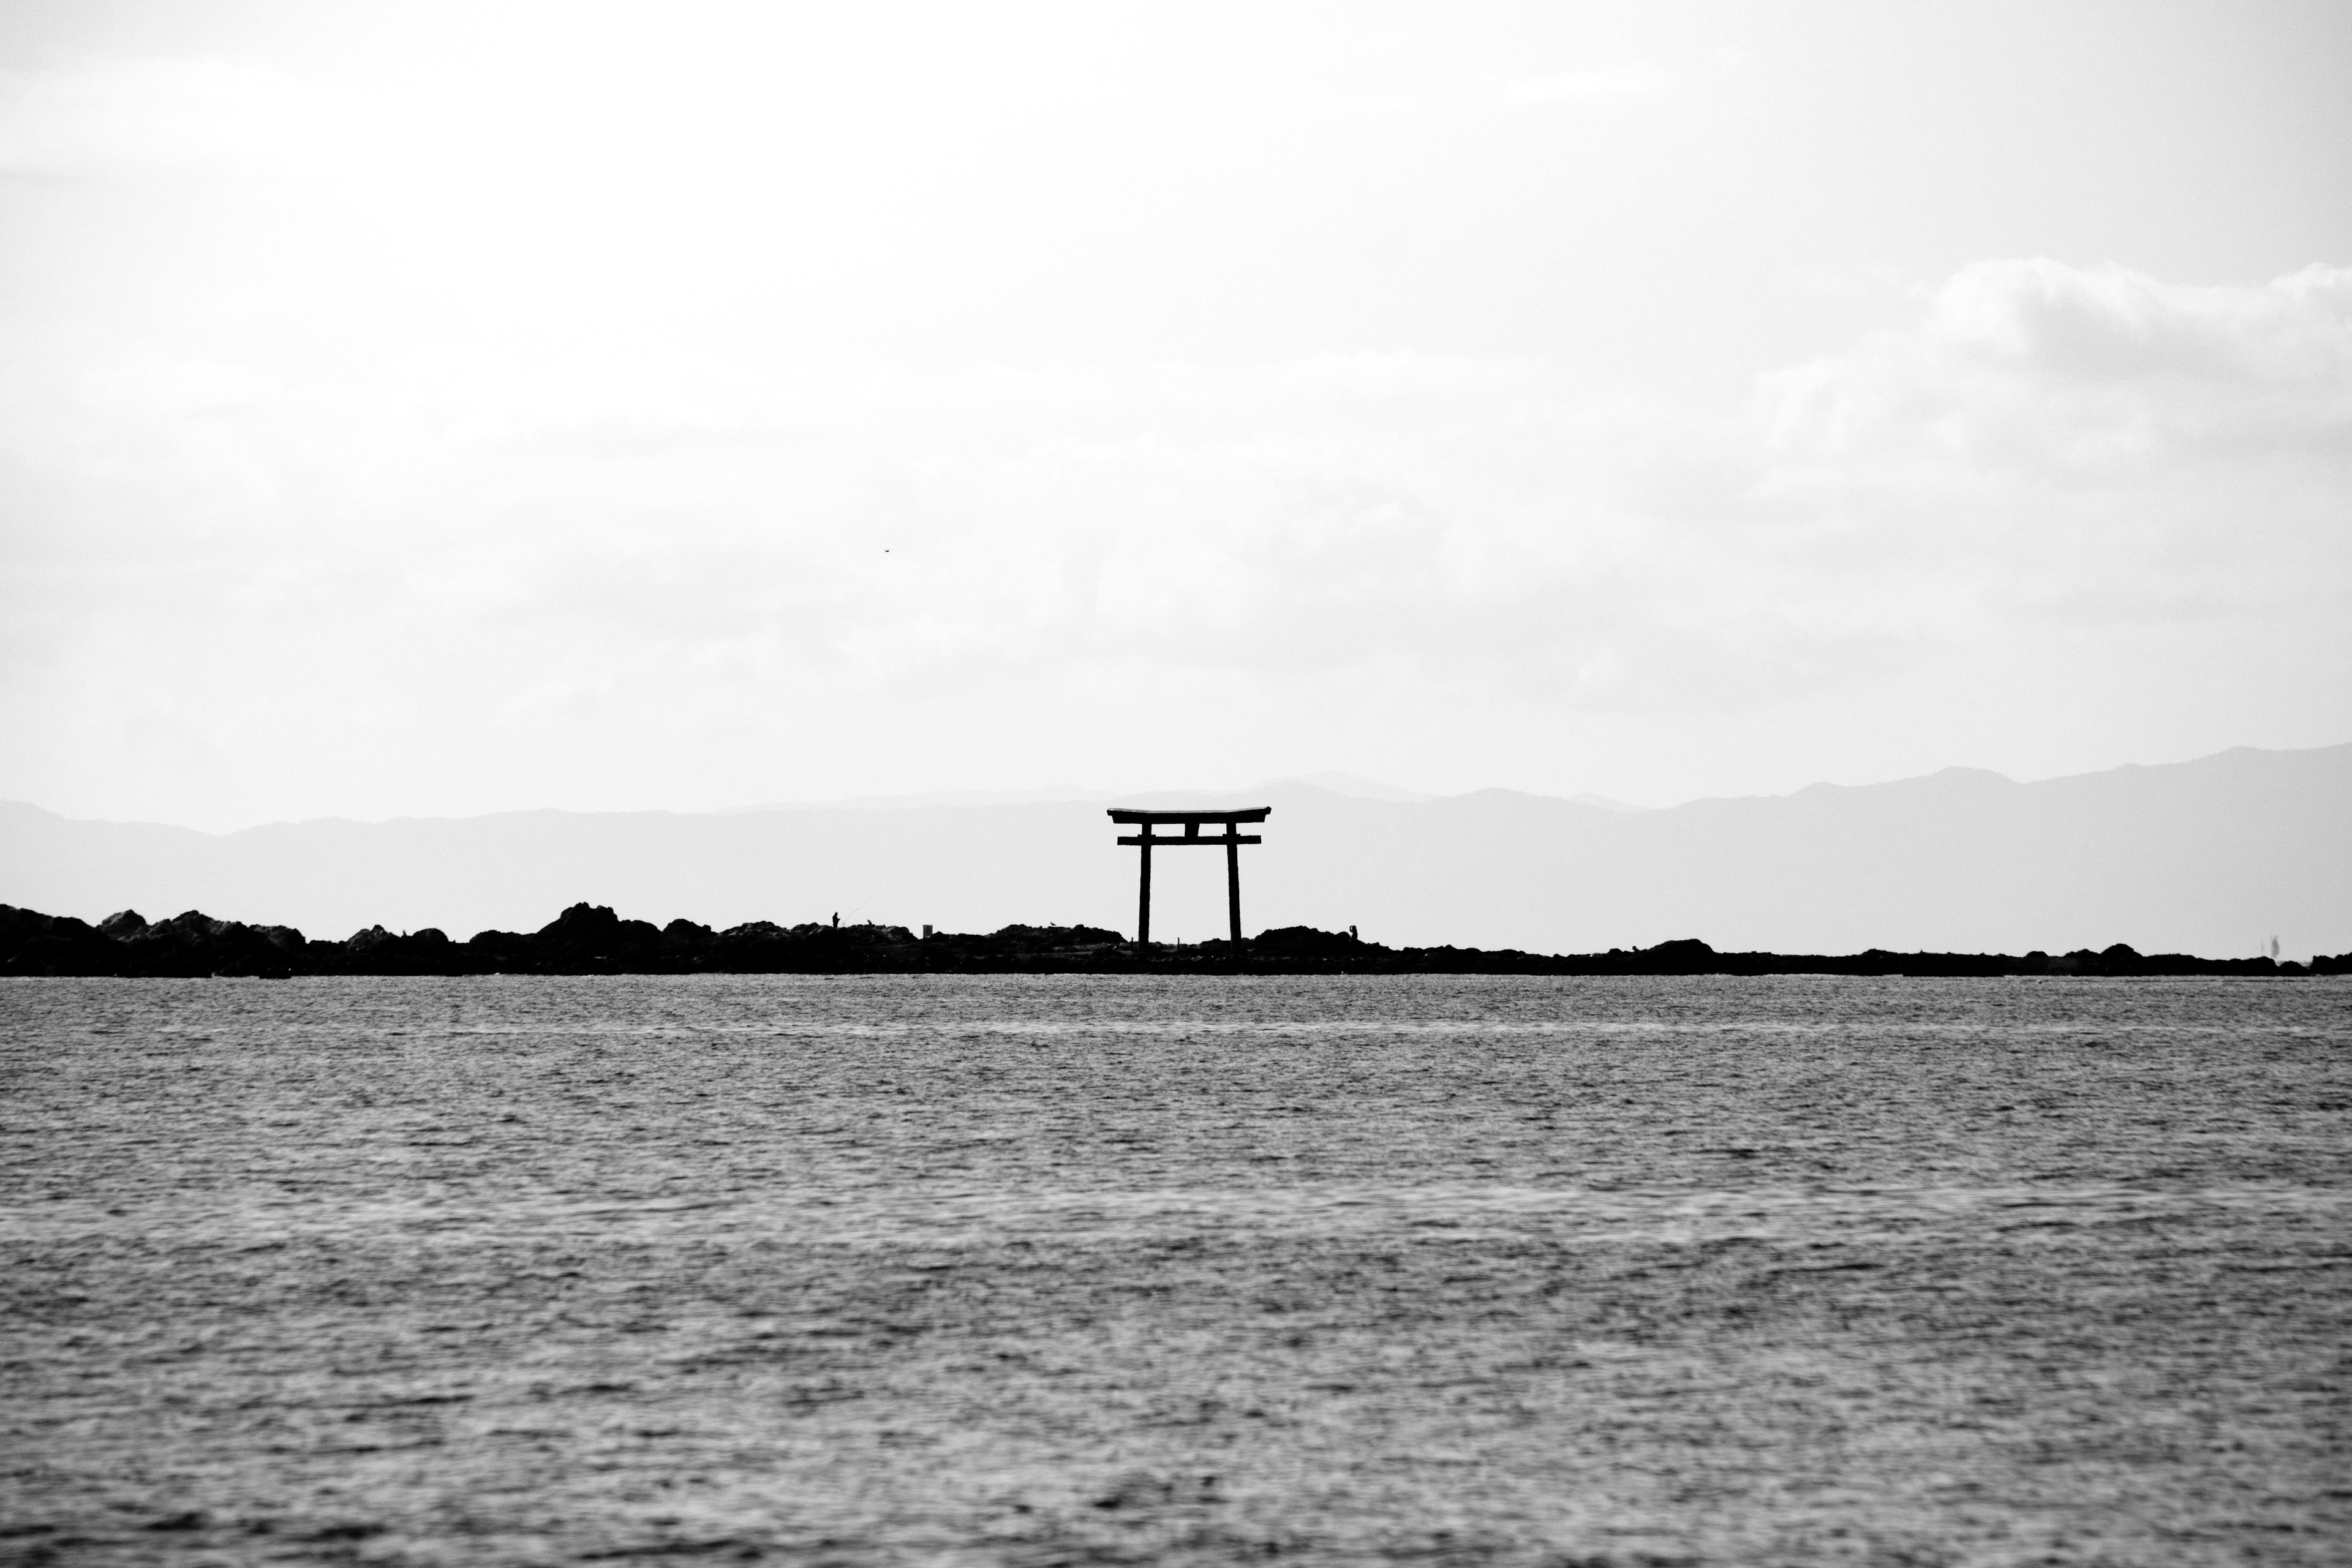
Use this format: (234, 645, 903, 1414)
(0, 907, 311, 978)
(1238, 929, 2344, 978)
(0, 902, 1129, 977)
(2, 902, 2344, 977)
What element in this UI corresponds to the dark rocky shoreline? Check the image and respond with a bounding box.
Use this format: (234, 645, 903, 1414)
(2, 901, 2340, 978)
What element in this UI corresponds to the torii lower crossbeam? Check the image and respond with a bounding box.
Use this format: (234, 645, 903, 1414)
(1107, 807, 1272, 948)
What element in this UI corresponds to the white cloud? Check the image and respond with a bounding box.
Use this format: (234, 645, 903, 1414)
(1739, 260, 2351, 673)
(1753, 260, 2351, 524)
(1293, 93, 1428, 119)
(0, 56, 339, 179)
(1501, 67, 1672, 104)
(1931, 258, 2352, 387)
(2, 259, 2346, 823)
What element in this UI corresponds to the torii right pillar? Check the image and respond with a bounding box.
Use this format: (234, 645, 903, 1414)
(1107, 807, 1272, 948)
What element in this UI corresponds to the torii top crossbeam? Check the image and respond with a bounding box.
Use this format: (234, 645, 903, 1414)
(1107, 807, 1271, 948)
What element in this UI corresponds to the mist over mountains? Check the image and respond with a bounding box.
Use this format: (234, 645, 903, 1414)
(2, 744, 2342, 962)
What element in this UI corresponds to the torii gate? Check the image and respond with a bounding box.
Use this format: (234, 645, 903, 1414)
(1108, 807, 1271, 948)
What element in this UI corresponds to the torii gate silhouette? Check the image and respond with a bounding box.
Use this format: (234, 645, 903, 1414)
(1107, 806, 1271, 948)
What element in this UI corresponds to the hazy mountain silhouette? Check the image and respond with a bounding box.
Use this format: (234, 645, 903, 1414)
(722, 785, 1115, 813)
(1253, 771, 1437, 804)
(2, 744, 2343, 959)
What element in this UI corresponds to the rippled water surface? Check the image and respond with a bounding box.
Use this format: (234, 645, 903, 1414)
(4, 975, 2348, 1566)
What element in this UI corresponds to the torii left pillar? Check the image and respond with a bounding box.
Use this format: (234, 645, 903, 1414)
(1108, 807, 1272, 948)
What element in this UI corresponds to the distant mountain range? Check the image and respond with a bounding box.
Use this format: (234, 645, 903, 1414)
(723, 772, 1645, 813)
(2, 744, 2343, 960)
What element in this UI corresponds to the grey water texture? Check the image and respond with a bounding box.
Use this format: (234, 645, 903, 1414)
(3, 974, 2348, 1566)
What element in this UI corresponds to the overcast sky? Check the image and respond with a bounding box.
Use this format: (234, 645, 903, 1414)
(2, 1, 2347, 829)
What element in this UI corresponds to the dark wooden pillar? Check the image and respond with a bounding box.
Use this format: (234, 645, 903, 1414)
(1137, 830, 1153, 946)
(1225, 831, 1242, 947)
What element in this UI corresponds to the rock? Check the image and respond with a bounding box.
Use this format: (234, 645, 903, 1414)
(150, 911, 234, 943)
(527, 902, 664, 968)
(537, 903, 621, 941)
(98, 910, 148, 938)
(465, 930, 532, 967)
(0, 905, 111, 976)
(1252, 925, 1369, 958)
(989, 922, 1127, 949)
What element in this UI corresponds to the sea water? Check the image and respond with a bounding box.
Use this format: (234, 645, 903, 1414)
(2, 974, 2347, 1566)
